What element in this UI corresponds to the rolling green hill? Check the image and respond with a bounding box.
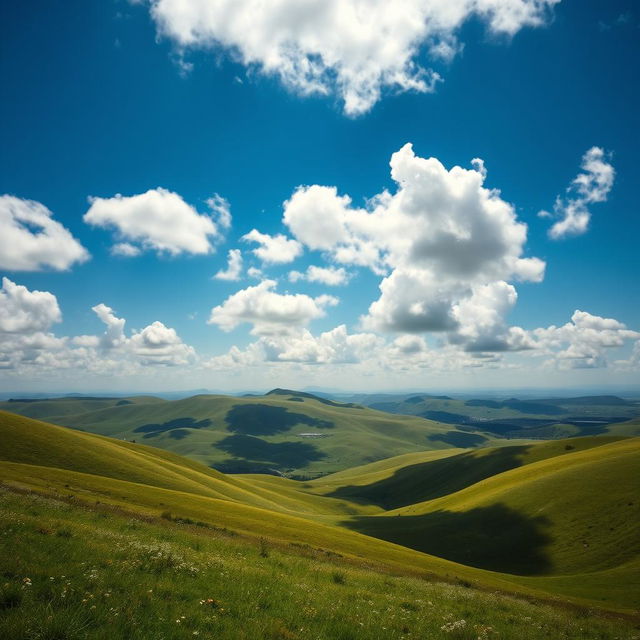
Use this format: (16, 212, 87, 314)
(308, 436, 626, 509)
(330, 438, 640, 609)
(339, 393, 640, 440)
(0, 410, 638, 619)
(0, 390, 514, 477)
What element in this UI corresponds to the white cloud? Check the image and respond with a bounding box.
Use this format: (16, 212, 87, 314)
(214, 249, 243, 281)
(0, 195, 89, 271)
(0, 277, 61, 334)
(206, 193, 232, 229)
(0, 279, 196, 374)
(289, 265, 350, 286)
(390, 334, 429, 356)
(205, 324, 382, 368)
(149, 0, 559, 115)
(89, 303, 194, 366)
(283, 143, 544, 350)
(91, 303, 126, 349)
(532, 310, 639, 369)
(241, 229, 303, 264)
(541, 147, 615, 239)
(84, 188, 225, 256)
(451, 281, 534, 352)
(0, 279, 72, 371)
(111, 242, 142, 257)
(129, 321, 195, 365)
(208, 279, 337, 335)
(363, 268, 462, 332)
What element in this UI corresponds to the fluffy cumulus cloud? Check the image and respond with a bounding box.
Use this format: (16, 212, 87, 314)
(128, 321, 195, 366)
(208, 279, 338, 335)
(283, 143, 544, 351)
(84, 188, 227, 256)
(540, 147, 615, 239)
(214, 249, 243, 281)
(149, 0, 559, 115)
(204, 306, 639, 377)
(241, 229, 302, 264)
(0, 278, 61, 334)
(289, 265, 350, 286)
(532, 310, 640, 369)
(206, 324, 382, 368)
(451, 281, 534, 352)
(91, 303, 126, 350)
(0, 278, 74, 371)
(0, 195, 89, 271)
(0, 279, 194, 375)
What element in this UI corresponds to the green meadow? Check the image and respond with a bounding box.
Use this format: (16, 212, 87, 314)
(0, 390, 516, 477)
(1, 407, 639, 639)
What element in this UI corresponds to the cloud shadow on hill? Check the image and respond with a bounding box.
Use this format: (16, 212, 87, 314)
(342, 503, 552, 575)
(327, 445, 530, 510)
(215, 434, 326, 470)
(134, 417, 212, 437)
(427, 430, 488, 448)
(225, 404, 334, 436)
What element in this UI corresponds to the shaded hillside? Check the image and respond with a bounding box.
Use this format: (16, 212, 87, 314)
(316, 437, 623, 509)
(338, 439, 640, 586)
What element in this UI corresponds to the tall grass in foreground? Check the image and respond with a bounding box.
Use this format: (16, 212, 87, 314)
(0, 489, 637, 640)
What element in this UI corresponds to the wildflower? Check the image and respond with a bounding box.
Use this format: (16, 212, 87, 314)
(176, 619, 181, 624)
(441, 620, 467, 632)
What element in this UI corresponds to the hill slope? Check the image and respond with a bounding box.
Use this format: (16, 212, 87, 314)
(334, 438, 640, 608)
(2, 489, 635, 640)
(1, 411, 638, 615)
(339, 393, 640, 439)
(0, 391, 511, 477)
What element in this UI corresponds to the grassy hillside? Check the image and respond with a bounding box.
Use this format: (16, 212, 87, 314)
(1, 410, 638, 627)
(0, 390, 512, 477)
(335, 438, 640, 608)
(308, 436, 626, 509)
(0, 411, 370, 518)
(2, 490, 635, 640)
(339, 393, 640, 440)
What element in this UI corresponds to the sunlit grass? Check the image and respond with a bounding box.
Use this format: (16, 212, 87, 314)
(1, 489, 636, 640)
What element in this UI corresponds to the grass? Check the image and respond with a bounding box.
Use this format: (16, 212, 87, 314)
(334, 438, 640, 609)
(0, 409, 638, 625)
(1, 489, 637, 640)
(340, 393, 640, 439)
(306, 436, 627, 509)
(0, 392, 520, 476)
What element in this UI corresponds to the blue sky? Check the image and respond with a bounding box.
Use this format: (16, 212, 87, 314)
(0, 0, 638, 393)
